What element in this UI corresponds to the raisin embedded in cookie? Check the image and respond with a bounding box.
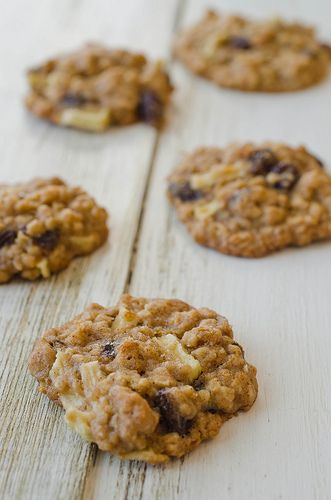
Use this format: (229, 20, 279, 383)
(167, 143, 331, 257)
(174, 10, 331, 92)
(28, 294, 258, 463)
(0, 177, 108, 283)
(25, 44, 173, 131)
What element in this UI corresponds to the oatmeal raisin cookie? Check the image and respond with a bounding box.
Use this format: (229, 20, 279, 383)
(25, 44, 173, 131)
(175, 10, 331, 92)
(29, 294, 258, 463)
(167, 143, 331, 257)
(0, 177, 108, 282)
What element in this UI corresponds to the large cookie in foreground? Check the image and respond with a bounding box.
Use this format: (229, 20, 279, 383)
(167, 143, 331, 257)
(174, 10, 331, 92)
(0, 177, 108, 283)
(25, 44, 173, 131)
(29, 294, 258, 463)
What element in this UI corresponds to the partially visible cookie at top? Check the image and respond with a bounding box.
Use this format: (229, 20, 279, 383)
(167, 143, 331, 257)
(174, 10, 331, 92)
(25, 44, 173, 131)
(28, 294, 257, 463)
(0, 177, 108, 283)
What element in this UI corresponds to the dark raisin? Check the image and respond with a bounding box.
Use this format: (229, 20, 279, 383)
(0, 230, 17, 249)
(249, 149, 278, 175)
(193, 379, 204, 391)
(33, 229, 60, 251)
(228, 36, 252, 50)
(268, 162, 300, 191)
(208, 408, 228, 416)
(154, 390, 193, 436)
(101, 342, 116, 360)
(137, 90, 163, 125)
(61, 93, 89, 107)
(168, 182, 204, 202)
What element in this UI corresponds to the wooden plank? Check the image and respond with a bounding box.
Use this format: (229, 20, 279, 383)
(0, 1, 179, 499)
(125, 0, 331, 499)
(81, 2, 183, 499)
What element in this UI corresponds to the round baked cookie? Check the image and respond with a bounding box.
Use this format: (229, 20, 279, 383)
(167, 143, 331, 257)
(29, 294, 258, 463)
(25, 44, 173, 131)
(174, 10, 331, 92)
(0, 177, 108, 283)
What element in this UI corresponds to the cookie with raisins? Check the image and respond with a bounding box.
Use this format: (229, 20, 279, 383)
(174, 10, 331, 92)
(29, 294, 257, 463)
(25, 44, 173, 131)
(167, 143, 331, 257)
(0, 177, 108, 282)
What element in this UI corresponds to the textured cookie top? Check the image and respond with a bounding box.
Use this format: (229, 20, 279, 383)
(175, 10, 331, 92)
(0, 177, 108, 283)
(29, 294, 257, 463)
(25, 44, 173, 131)
(167, 143, 331, 257)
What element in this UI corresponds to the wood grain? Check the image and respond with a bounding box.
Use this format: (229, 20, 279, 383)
(0, 1, 179, 499)
(1, 0, 330, 499)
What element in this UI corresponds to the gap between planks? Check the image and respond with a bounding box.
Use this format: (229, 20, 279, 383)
(125, 0, 188, 293)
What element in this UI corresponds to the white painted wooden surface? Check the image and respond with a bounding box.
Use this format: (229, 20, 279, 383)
(0, 1, 330, 499)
